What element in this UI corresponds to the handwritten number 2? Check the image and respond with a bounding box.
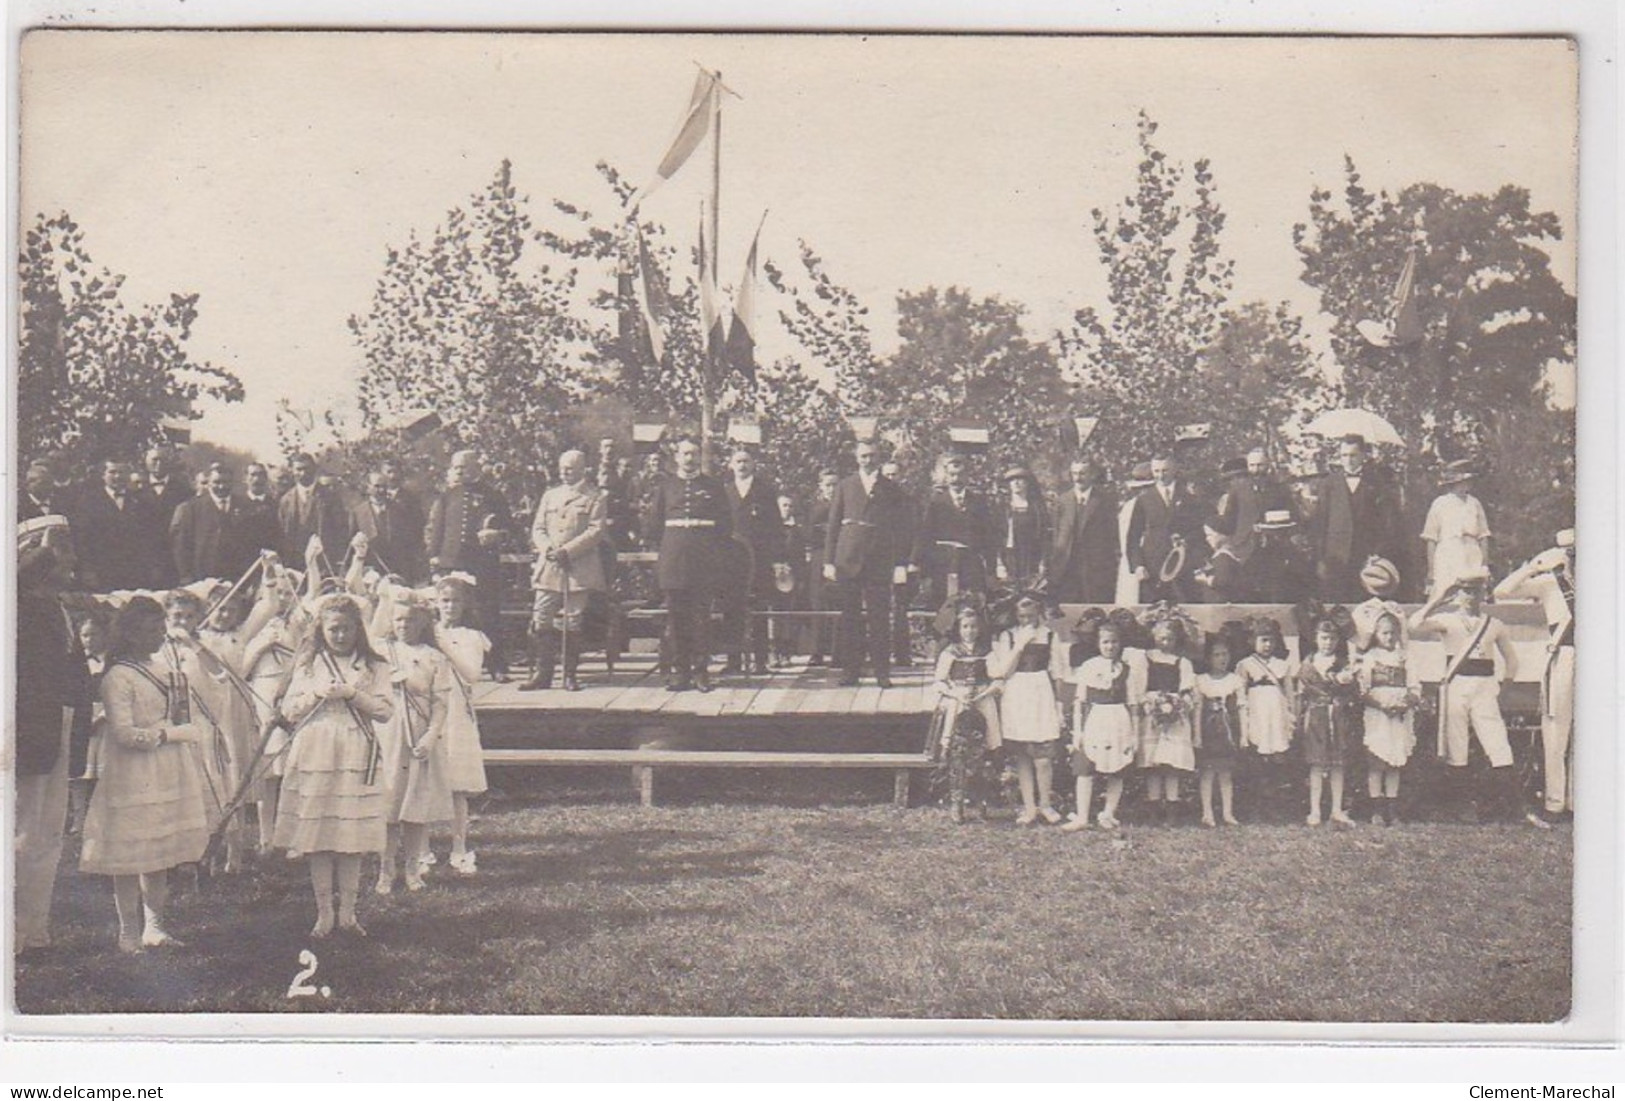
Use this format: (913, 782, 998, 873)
(287, 949, 320, 998)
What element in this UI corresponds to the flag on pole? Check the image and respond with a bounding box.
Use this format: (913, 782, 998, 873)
(632, 225, 671, 364)
(698, 203, 725, 362)
(1355, 246, 1424, 348)
(724, 217, 764, 383)
(627, 70, 719, 211)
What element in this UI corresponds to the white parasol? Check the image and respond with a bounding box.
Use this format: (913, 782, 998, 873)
(1301, 408, 1405, 448)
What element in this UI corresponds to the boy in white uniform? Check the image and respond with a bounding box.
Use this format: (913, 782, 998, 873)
(1493, 529, 1574, 824)
(1408, 567, 1531, 824)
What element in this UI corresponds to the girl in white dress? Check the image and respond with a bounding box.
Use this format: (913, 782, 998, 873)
(989, 595, 1070, 826)
(198, 585, 279, 869)
(158, 590, 232, 843)
(1137, 613, 1196, 824)
(1421, 464, 1491, 600)
(1236, 618, 1295, 757)
(377, 600, 456, 893)
(242, 565, 312, 854)
(433, 575, 490, 874)
(274, 594, 393, 938)
(1354, 599, 1419, 826)
(1063, 621, 1139, 832)
(80, 597, 213, 954)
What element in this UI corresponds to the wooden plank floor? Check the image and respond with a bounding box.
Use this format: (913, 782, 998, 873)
(473, 658, 936, 717)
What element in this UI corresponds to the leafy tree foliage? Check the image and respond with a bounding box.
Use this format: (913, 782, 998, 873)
(18, 212, 243, 471)
(1294, 160, 1576, 566)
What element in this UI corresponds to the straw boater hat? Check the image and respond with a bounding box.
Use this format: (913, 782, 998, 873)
(1254, 509, 1296, 532)
(1003, 466, 1034, 484)
(1438, 459, 1478, 487)
(1359, 555, 1401, 597)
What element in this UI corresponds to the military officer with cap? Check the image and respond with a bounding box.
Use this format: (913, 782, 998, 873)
(645, 438, 734, 691)
(522, 450, 607, 692)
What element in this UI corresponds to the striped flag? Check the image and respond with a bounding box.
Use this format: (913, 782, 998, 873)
(724, 218, 763, 383)
(632, 224, 671, 364)
(627, 70, 719, 211)
(698, 203, 724, 362)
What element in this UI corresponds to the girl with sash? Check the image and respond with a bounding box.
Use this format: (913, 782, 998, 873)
(927, 604, 1002, 824)
(273, 593, 393, 937)
(80, 597, 213, 954)
(242, 561, 312, 854)
(158, 589, 235, 854)
(377, 599, 455, 893)
(1194, 631, 1245, 828)
(989, 594, 1069, 826)
(1063, 620, 1139, 832)
(1297, 617, 1361, 827)
(432, 575, 490, 874)
(1353, 599, 1421, 826)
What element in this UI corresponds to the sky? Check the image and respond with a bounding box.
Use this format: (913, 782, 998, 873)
(19, 32, 1578, 459)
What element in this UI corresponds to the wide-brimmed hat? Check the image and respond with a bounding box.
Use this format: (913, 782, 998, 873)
(1438, 459, 1478, 486)
(18, 514, 68, 552)
(1254, 509, 1297, 531)
(1359, 556, 1401, 597)
(1002, 465, 1034, 483)
(1218, 456, 1247, 480)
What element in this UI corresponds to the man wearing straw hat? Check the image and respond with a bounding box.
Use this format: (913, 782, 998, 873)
(14, 514, 93, 953)
(1495, 528, 1575, 824)
(1408, 566, 1533, 825)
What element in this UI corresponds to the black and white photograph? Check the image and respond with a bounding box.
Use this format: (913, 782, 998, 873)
(9, 29, 1584, 1028)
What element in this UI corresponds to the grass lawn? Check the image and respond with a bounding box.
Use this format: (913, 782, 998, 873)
(14, 770, 1571, 1022)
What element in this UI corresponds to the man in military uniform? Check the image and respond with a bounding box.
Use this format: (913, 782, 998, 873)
(426, 450, 511, 675)
(645, 438, 733, 692)
(522, 450, 607, 692)
(722, 448, 786, 676)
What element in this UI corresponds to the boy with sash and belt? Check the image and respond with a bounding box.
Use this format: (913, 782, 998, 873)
(1494, 528, 1574, 825)
(1408, 566, 1531, 824)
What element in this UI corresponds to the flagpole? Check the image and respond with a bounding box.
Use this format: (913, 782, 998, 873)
(701, 69, 723, 475)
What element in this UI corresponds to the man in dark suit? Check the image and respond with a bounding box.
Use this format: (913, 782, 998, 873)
(73, 460, 163, 592)
(141, 447, 192, 587)
(426, 450, 510, 672)
(277, 452, 352, 563)
(171, 463, 257, 584)
(805, 469, 840, 666)
(20, 462, 62, 522)
(1125, 454, 1203, 602)
(238, 462, 282, 560)
(825, 440, 910, 688)
(645, 438, 733, 692)
(910, 451, 998, 607)
(1046, 458, 1120, 604)
(1307, 435, 1403, 602)
(721, 448, 785, 676)
(350, 469, 425, 583)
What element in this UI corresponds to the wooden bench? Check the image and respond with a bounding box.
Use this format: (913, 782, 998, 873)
(483, 747, 935, 808)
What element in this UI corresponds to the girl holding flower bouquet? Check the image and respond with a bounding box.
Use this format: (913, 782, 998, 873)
(1353, 599, 1420, 826)
(928, 604, 1002, 824)
(1137, 607, 1196, 825)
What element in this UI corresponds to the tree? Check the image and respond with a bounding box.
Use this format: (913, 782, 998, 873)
(1294, 161, 1577, 565)
(766, 241, 885, 418)
(745, 357, 849, 504)
(1061, 111, 1239, 469)
(350, 160, 595, 499)
(18, 211, 243, 471)
(1199, 300, 1332, 468)
(879, 287, 1070, 491)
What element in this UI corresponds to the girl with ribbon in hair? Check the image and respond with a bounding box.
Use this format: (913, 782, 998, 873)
(1353, 600, 1422, 826)
(989, 594, 1070, 826)
(376, 598, 455, 894)
(927, 603, 1002, 824)
(80, 597, 214, 953)
(1063, 619, 1140, 832)
(158, 588, 239, 868)
(1297, 617, 1361, 827)
(430, 574, 490, 875)
(241, 556, 313, 855)
(273, 593, 393, 937)
(1136, 604, 1197, 825)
